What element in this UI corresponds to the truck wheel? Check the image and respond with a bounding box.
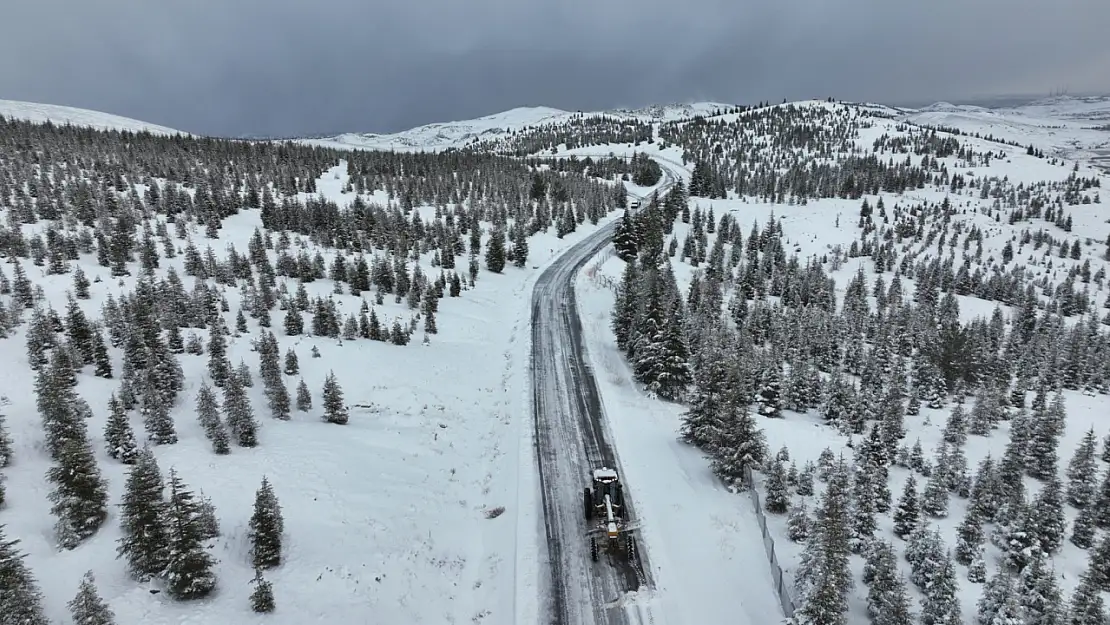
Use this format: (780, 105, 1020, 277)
(584, 488, 593, 521)
(613, 483, 624, 509)
(626, 535, 637, 562)
(590, 538, 599, 562)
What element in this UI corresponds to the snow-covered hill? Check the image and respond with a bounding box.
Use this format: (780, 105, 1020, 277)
(301, 102, 735, 153)
(3, 93, 1110, 625)
(901, 95, 1110, 163)
(0, 99, 186, 136)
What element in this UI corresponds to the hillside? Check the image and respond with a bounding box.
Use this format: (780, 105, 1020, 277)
(566, 98, 1110, 625)
(2, 93, 1110, 625)
(0, 111, 656, 624)
(0, 99, 186, 136)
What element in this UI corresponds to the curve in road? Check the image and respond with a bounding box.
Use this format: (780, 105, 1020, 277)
(530, 169, 676, 625)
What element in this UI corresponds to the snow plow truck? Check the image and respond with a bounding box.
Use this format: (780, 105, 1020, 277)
(584, 467, 638, 562)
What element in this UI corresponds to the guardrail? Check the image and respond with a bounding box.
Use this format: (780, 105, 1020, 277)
(742, 464, 797, 619)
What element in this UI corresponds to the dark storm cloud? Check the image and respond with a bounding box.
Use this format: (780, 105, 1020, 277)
(1, 0, 1105, 137)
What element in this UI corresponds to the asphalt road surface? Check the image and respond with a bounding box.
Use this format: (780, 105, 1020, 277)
(530, 170, 675, 625)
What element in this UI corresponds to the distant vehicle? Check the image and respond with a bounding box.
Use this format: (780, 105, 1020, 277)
(628, 199, 641, 210)
(584, 467, 639, 563)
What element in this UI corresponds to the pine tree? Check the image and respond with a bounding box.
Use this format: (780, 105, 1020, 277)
(851, 464, 877, 551)
(117, 447, 169, 580)
(954, 508, 983, 565)
(92, 330, 113, 378)
(1071, 501, 1096, 549)
(0, 409, 11, 469)
(140, 375, 177, 445)
(250, 569, 275, 613)
(1018, 554, 1064, 625)
(485, 228, 506, 273)
(0, 525, 50, 625)
(37, 347, 87, 462)
(321, 371, 349, 425)
(1068, 569, 1107, 625)
(919, 552, 961, 625)
(195, 382, 230, 455)
(977, 566, 1014, 625)
(207, 319, 231, 387)
(1066, 428, 1099, 508)
(47, 436, 109, 549)
(511, 222, 529, 268)
(764, 459, 790, 513)
(708, 401, 767, 485)
(283, 348, 299, 375)
(788, 501, 810, 542)
(103, 392, 137, 461)
(893, 476, 919, 539)
(68, 570, 117, 625)
(921, 454, 950, 518)
(163, 469, 217, 599)
(223, 368, 259, 447)
(296, 378, 312, 411)
(1031, 475, 1066, 555)
(249, 476, 284, 569)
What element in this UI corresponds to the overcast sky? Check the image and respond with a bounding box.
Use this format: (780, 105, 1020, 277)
(2, 0, 1106, 137)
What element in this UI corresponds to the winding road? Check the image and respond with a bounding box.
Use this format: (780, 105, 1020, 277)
(530, 167, 676, 625)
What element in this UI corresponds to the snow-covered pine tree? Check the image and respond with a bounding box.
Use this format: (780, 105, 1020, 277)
(163, 469, 217, 600)
(0, 408, 11, 468)
(250, 568, 275, 612)
(484, 227, 506, 273)
(763, 459, 790, 513)
(788, 501, 810, 542)
(47, 436, 109, 549)
(1071, 501, 1096, 549)
(1068, 569, 1107, 625)
(195, 382, 230, 455)
(707, 400, 766, 486)
(863, 540, 914, 625)
(0, 525, 50, 625)
(140, 374, 178, 445)
(283, 348, 299, 375)
(850, 463, 877, 552)
(103, 393, 139, 464)
(1017, 554, 1064, 625)
(1066, 428, 1099, 508)
(197, 496, 221, 540)
(36, 347, 87, 462)
(921, 450, 950, 518)
(954, 507, 984, 565)
(321, 371, 349, 425)
(296, 378, 312, 411)
(117, 448, 169, 580)
(207, 318, 231, 387)
(1031, 475, 1066, 555)
(893, 476, 920, 539)
(756, 363, 784, 418)
(249, 476, 284, 569)
(977, 565, 1014, 625)
(222, 367, 259, 446)
(919, 552, 963, 625)
(68, 570, 117, 625)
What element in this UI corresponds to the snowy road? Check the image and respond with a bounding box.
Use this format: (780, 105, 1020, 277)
(530, 173, 675, 625)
